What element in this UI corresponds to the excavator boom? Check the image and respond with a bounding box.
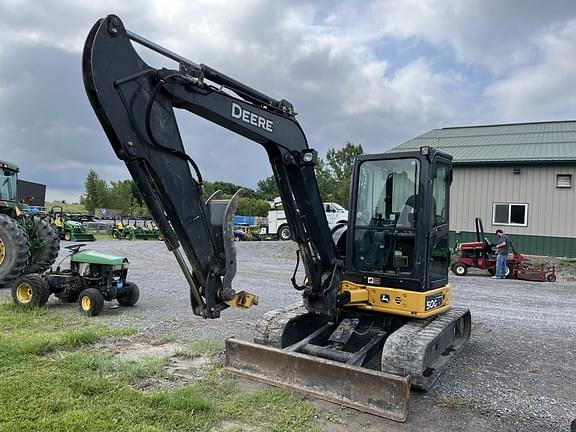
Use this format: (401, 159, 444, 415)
(83, 15, 341, 318)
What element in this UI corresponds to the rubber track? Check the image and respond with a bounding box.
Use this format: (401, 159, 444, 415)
(0, 214, 30, 287)
(381, 307, 471, 390)
(254, 302, 308, 347)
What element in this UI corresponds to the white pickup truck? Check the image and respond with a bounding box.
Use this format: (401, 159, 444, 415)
(266, 201, 348, 240)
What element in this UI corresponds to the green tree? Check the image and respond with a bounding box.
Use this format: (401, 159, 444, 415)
(256, 175, 279, 200)
(81, 170, 108, 212)
(202, 180, 252, 199)
(316, 142, 364, 205)
(236, 197, 270, 217)
(108, 180, 135, 213)
(130, 180, 144, 206)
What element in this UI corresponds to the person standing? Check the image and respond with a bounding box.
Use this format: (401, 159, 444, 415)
(492, 229, 510, 279)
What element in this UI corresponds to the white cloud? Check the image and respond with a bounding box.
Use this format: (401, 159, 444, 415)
(485, 18, 576, 121)
(326, 0, 576, 74)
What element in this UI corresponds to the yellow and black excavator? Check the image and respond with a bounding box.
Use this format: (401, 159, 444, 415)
(82, 15, 471, 422)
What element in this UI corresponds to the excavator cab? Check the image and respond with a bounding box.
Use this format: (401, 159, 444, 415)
(347, 150, 451, 291)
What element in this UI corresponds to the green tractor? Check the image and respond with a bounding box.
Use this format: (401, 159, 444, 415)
(12, 243, 139, 316)
(0, 160, 60, 287)
(50, 206, 96, 242)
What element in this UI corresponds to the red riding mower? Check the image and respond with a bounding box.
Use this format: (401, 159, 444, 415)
(451, 218, 524, 278)
(451, 218, 556, 282)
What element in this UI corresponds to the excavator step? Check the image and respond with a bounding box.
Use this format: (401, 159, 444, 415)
(224, 337, 411, 422)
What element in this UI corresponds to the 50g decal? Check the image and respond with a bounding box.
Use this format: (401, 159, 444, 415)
(425, 293, 444, 311)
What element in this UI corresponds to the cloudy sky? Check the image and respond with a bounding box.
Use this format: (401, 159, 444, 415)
(1, 0, 576, 202)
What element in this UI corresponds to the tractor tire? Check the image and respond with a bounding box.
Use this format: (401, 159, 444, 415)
(278, 225, 291, 241)
(117, 282, 140, 307)
(26, 218, 60, 274)
(78, 288, 104, 317)
(11, 274, 50, 307)
(547, 273, 557, 282)
(452, 263, 468, 276)
(0, 214, 30, 288)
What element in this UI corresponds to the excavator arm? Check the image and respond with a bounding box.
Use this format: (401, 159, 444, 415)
(82, 15, 342, 318)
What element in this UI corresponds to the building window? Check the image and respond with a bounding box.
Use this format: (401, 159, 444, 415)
(556, 174, 572, 188)
(493, 203, 528, 226)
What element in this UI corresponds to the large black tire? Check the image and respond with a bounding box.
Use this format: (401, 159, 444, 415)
(78, 288, 104, 317)
(116, 282, 139, 307)
(0, 214, 30, 287)
(278, 225, 291, 241)
(11, 274, 50, 307)
(26, 218, 60, 274)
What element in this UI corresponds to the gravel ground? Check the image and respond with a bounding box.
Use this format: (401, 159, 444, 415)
(1, 239, 575, 431)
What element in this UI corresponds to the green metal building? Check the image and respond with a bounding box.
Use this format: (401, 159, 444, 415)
(390, 120, 576, 257)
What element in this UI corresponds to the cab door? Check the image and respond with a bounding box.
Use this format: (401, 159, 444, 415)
(428, 157, 452, 286)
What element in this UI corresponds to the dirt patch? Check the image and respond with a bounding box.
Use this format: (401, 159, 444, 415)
(168, 355, 211, 380)
(105, 339, 216, 391)
(111, 341, 180, 360)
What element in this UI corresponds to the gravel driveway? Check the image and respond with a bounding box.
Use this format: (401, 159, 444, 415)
(1, 239, 574, 431)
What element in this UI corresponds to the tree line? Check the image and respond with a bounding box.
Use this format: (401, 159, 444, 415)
(81, 142, 363, 217)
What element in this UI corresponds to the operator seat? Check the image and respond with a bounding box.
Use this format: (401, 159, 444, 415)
(396, 195, 416, 228)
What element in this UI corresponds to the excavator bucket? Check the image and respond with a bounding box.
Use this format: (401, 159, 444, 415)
(224, 338, 411, 422)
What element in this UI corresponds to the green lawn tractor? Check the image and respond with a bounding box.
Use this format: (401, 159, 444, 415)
(134, 221, 161, 240)
(109, 220, 136, 240)
(0, 160, 60, 288)
(12, 243, 139, 316)
(50, 206, 96, 242)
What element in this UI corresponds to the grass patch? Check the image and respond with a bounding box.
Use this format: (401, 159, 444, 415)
(0, 302, 318, 431)
(45, 201, 87, 213)
(92, 233, 115, 240)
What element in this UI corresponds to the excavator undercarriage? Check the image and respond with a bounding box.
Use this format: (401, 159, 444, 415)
(227, 303, 470, 421)
(82, 14, 471, 422)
